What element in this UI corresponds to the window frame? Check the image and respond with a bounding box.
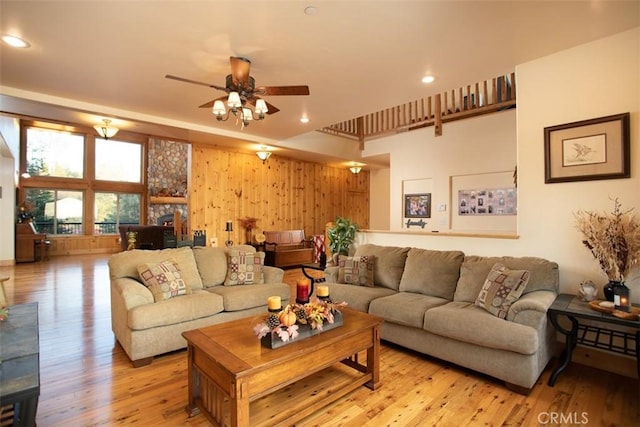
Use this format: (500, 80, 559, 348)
(19, 120, 148, 236)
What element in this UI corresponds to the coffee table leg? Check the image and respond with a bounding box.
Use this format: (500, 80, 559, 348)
(365, 325, 381, 390)
(229, 380, 250, 427)
(185, 345, 201, 417)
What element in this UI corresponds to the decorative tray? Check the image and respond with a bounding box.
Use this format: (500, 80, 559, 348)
(588, 300, 640, 321)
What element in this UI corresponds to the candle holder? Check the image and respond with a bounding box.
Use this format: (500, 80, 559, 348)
(613, 284, 631, 312)
(296, 278, 314, 304)
(225, 221, 233, 247)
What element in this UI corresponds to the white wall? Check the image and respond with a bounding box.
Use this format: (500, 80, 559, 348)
(0, 116, 21, 264)
(369, 168, 390, 229)
(365, 109, 517, 232)
(362, 27, 640, 298)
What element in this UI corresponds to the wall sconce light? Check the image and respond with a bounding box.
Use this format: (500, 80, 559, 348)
(94, 119, 119, 140)
(256, 150, 272, 164)
(349, 165, 362, 174)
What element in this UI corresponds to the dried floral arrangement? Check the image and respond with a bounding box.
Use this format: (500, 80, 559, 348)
(574, 198, 640, 282)
(253, 299, 347, 342)
(238, 217, 259, 230)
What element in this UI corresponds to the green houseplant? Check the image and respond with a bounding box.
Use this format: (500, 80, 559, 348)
(327, 216, 358, 256)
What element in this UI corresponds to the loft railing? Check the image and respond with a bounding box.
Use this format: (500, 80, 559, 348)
(319, 72, 516, 144)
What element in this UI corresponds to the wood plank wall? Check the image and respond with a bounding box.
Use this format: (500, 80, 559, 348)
(189, 144, 369, 245)
(40, 144, 369, 257)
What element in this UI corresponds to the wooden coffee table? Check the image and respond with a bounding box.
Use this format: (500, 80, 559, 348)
(182, 307, 382, 427)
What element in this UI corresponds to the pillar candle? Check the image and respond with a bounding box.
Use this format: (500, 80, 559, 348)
(296, 278, 310, 302)
(267, 296, 281, 311)
(317, 285, 329, 297)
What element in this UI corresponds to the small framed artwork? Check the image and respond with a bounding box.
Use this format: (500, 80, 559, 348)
(544, 113, 630, 183)
(404, 193, 431, 218)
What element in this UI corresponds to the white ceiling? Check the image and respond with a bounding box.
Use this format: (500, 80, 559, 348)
(1, 1, 638, 168)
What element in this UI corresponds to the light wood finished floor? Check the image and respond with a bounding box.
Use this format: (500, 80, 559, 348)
(1, 254, 638, 426)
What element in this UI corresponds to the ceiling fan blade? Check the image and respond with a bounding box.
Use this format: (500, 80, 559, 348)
(256, 85, 310, 96)
(230, 56, 251, 86)
(165, 74, 228, 92)
(199, 96, 227, 109)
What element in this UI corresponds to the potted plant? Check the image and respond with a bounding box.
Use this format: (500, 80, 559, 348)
(327, 216, 358, 256)
(574, 198, 640, 301)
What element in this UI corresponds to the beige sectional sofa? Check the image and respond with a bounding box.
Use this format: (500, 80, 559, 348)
(324, 244, 559, 391)
(108, 245, 290, 366)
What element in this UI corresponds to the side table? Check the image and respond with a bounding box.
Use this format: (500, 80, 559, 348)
(547, 294, 639, 387)
(0, 302, 40, 427)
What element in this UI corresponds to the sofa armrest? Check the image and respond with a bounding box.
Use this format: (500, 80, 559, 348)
(324, 266, 340, 283)
(507, 290, 557, 327)
(263, 265, 285, 283)
(111, 277, 154, 310)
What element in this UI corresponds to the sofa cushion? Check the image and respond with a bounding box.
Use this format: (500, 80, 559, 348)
(137, 260, 190, 302)
(454, 255, 559, 303)
(475, 263, 530, 319)
(354, 244, 410, 290)
(224, 250, 265, 285)
(128, 290, 224, 330)
(424, 301, 539, 355)
(338, 255, 375, 287)
(208, 283, 290, 312)
(109, 246, 204, 291)
(369, 292, 449, 328)
(398, 248, 464, 299)
(192, 246, 229, 287)
(325, 283, 396, 313)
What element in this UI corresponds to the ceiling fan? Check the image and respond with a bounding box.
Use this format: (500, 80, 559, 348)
(166, 56, 310, 123)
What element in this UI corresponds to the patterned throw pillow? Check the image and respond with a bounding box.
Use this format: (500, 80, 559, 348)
(475, 263, 530, 319)
(224, 250, 265, 286)
(137, 260, 190, 302)
(338, 255, 375, 287)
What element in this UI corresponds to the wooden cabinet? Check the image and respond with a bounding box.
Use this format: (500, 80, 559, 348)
(16, 223, 46, 263)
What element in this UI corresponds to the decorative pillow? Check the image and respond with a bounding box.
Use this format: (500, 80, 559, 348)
(338, 255, 375, 287)
(475, 263, 530, 319)
(137, 259, 190, 302)
(224, 250, 265, 286)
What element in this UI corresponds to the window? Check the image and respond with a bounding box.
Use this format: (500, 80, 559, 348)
(95, 139, 142, 182)
(25, 127, 84, 178)
(94, 192, 141, 234)
(21, 122, 146, 236)
(25, 189, 84, 235)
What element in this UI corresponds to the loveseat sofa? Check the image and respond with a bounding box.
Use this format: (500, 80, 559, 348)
(324, 244, 559, 392)
(108, 245, 290, 366)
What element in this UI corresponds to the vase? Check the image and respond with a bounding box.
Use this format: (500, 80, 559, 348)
(603, 281, 625, 302)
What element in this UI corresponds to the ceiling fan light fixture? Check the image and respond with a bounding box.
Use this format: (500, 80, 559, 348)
(94, 119, 119, 140)
(212, 100, 226, 119)
(227, 92, 242, 109)
(255, 99, 268, 115)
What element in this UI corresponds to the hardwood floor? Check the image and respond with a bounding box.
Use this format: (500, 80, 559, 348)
(1, 254, 638, 426)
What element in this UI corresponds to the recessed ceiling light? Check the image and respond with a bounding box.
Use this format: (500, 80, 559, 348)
(421, 75, 435, 84)
(300, 116, 310, 124)
(2, 35, 30, 48)
(304, 6, 318, 16)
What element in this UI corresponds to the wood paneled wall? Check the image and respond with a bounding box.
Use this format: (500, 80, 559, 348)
(189, 144, 369, 244)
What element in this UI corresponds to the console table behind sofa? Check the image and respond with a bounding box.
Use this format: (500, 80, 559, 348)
(264, 230, 314, 268)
